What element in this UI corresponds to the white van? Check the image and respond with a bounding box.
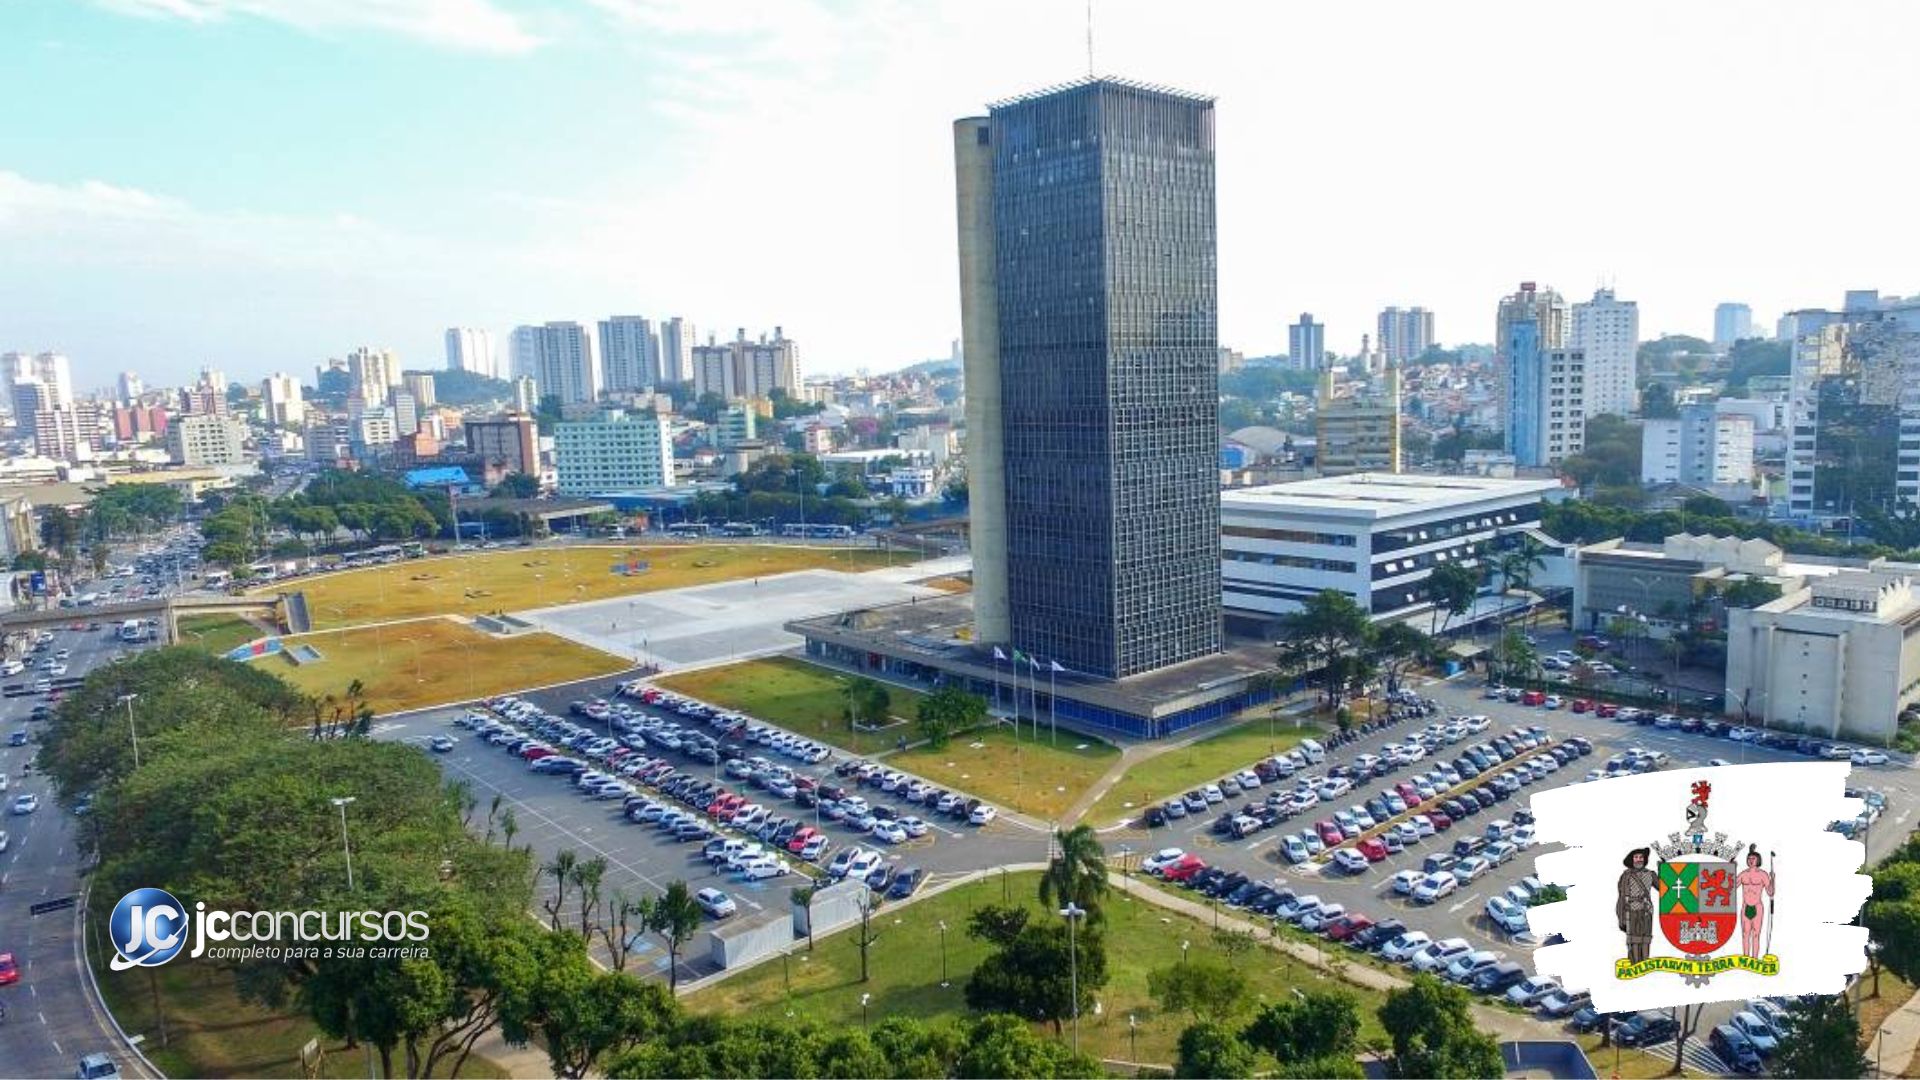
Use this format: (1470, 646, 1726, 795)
(1299, 739, 1326, 765)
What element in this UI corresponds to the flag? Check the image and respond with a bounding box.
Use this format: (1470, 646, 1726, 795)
(1049, 660, 1065, 673)
(1027, 654, 1040, 670)
(1012, 649, 1027, 664)
(992, 646, 1007, 661)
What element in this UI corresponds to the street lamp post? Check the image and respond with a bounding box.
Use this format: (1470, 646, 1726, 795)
(330, 795, 358, 890)
(859, 991, 870, 1031)
(938, 920, 949, 987)
(1180, 939, 1190, 965)
(1060, 903, 1086, 1053)
(1128, 1014, 1139, 1076)
(118, 692, 140, 769)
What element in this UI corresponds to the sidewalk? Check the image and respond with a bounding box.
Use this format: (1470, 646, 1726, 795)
(1868, 981, 1920, 1076)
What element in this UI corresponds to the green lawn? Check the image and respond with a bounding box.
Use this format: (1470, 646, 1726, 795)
(90, 904, 507, 1078)
(683, 871, 1389, 1067)
(657, 657, 928, 756)
(259, 544, 903, 629)
(178, 612, 272, 656)
(274, 619, 629, 714)
(888, 721, 1119, 821)
(1079, 712, 1323, 827)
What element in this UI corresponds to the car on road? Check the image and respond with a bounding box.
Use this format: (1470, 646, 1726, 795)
(1854, 749, 1891, 766)
(7, 730, 25, 746)
(10, 793, 37, 815)
(695, 887, 737, 918)
(1330, 849, 1370, 875)
(428, 734, 456, 753)
(76, 1054, 122, 1080)
(1412, 872, 1458, 904)
(0, 950, 18, 985)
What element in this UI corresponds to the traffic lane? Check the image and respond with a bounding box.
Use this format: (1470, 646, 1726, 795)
(0, 741, 145, 1080)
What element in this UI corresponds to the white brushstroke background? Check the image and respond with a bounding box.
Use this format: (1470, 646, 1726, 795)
(1529, 762, 1869, 1011)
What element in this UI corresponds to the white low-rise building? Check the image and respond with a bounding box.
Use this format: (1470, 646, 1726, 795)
(1219, 472, 1562, 630)
(1726, 569, 1920, 745)
(554, 410, 674, 496)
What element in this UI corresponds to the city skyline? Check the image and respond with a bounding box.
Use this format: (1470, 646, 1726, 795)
(5, 1, 1919, 388)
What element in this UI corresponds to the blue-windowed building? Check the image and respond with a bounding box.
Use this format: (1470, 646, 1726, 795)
(958, 77, 1223, 681)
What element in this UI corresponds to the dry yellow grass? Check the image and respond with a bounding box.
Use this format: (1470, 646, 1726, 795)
(272, 618, 628, 713)
(257, 544, 903, 629)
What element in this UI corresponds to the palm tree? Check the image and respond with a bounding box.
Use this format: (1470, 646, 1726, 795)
(542, 848, 578, 931)
(1039, 824, 1109, 921)
(648, 881, 704, 991)
(1427, 560, 1481, 638)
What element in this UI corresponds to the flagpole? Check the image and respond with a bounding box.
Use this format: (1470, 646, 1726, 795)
(1049, 663, 1058, 747)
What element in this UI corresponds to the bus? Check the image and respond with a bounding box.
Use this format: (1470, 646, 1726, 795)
(666, 523, 712, 538)
(718, 522, 762, 537)
(779, 523, 856, 539)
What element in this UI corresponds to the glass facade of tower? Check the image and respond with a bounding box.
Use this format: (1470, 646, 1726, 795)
(988, 80, 1222, 679)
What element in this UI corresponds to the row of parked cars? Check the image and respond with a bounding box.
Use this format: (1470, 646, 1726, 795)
(1565, 999, 1798, 1074)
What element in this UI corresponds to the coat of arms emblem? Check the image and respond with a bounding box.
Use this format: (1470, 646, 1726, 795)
(1616, 780, 1779, 982)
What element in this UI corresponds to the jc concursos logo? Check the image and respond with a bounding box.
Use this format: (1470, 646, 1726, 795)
(108, 887, 189, 970)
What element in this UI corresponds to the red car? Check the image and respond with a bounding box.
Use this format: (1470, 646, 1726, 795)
(1324, 914, 1374, 942)
(1428, 811, 1454, 831)
(1521, 690, 1546, 707)
(0, 951, 18, 985)
(1571, 699, 1592, 714)
(521, 746, 555, 761)
(787, 826, 819, 853)
(1358, 837, 1389, 862)
(1160, 853, 1207, 882)
(1395, 781, 1423, 805)
(1596, 703, 1619, 719)
(1316, 819, 1343, 847)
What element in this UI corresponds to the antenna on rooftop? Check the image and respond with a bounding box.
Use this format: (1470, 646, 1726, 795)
(1086, 0, 1095, 76)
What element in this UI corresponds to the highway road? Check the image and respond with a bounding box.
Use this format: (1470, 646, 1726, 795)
(0, 605, 163, 1079)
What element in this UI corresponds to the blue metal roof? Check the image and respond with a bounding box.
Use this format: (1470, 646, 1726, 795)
(403, 466, 471, 488)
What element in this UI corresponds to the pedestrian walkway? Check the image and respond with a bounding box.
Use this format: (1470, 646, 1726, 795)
(1867, 980, 1920, 1076)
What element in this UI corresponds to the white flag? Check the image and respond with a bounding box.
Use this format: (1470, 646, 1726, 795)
(1049, 660, 1066, 673)
(991, 646, 1006, 661)
(1529, 761, 1867, 1011)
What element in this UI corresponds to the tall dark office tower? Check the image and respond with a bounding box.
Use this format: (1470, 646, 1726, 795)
(955, 78, 1222, 680)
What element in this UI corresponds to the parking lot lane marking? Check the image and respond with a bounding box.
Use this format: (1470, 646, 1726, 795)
(1448, 891, 1480, 914)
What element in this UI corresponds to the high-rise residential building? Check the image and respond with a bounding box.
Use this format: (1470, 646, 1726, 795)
(1376, 307, 1435, 365)
(402, 372, 437, 410)
(1288, 313, 1326, 371)
(554, 410, 675, 494)
(391, 390, 420, 437)
(1494, 282, 1568, 435)
(345, 346, 400, 403)
(465, 413, 540, 477)
(34, 403, 105, 461)
(517, 322, 601, 405)
(200, 366, 228, 395)
(955, 77, 1222, 679)
(508, 326, 540, 380)
(445, 327, 497, 379)
(165, 413, 249, 466)
(1641, 404, 1754, 489)
(1503, 306, 1586, 467)
(262, 373, 305, 427)
(715, 402, 758, 448)
(689, 329, 799, 399)
(117, 371, 143, 403)
(4, 352, 73, 407)
(9, 379, 50, 439)
(1783, 293, 1920, 517)
(512, 375, 538, 413)
(1314, 363, 1403, 475)
(659, 317, 693, 384)
(353, 408, 399, 452)
(1714, 303, 1754, 348)
(1571, 287, 1639, 418)
(598, 315, 660, 392)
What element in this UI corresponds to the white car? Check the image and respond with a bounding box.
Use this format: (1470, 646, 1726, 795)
(1444, 948, 1502, 983)
(842, 848, 882, 880)
(694, 887, 737, 918)
(1299, 902, 1347, 933)
(1330, 849, 1369, 875)
(1485, 895, 1530, 934)
(11, 793, 38, 815)
(0, 829, 8, 852)
(1277, 894, 1323, 924)
(1379, 930, 1431, 962)
(1412, 872, 1457, 904)
(1391, 869, 1426, 895)
(871, 821, 908, 845)
(1854, 749, 1891, 766)
(1409, 814, 1436, 837)
(737, 856, 789, 880)
(1507, 974, 1560, 1006)
(968, 804, 997, 825)
(1142, 847, 1187, 875)
(1410, 937, 1472, 973)
(1280, 835, 1311, 864)
(898, 816, 929, 838)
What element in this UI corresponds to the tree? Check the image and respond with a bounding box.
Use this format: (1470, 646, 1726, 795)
(1174, 1023, 1257, 1079)
(842, 677, 891, 731)
(952, 1013, 1104, 1079)
(491, 473, 540, 499)
(1039, 824, 1108, 922)
(1641, 381, 1680, 419)
(646, 881, 703, 992)
(1771, 993, 1870, 1078)
(523, 948, 678, 1079)
(1492, 627, 1537, 684)
(1377, 974, 1504, 1079)
(965, 920, 1106, 1032)
(916, 684, 987, 750)
(1526, 884, 1567, 906)
(1147, 958, 1250, 1023)
(543, 849, 578, 931)
(691, 392, 728, 424)
(1722, 577, 1783, 609)
(1494, 535, 1548, 628)
(1368, 622, 1431, 694)
(1243, 988, 1362, 1062)
(1275, 589, 1372, 708)
(1427, 560, 1481, 638)
(40, 505, 80, 555)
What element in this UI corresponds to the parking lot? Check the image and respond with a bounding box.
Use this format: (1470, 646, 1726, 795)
(1121, 672, 1913, 1073)
(376, 671, 1048, 981)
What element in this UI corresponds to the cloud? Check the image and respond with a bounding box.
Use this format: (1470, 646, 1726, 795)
(91, 0, 544, 53)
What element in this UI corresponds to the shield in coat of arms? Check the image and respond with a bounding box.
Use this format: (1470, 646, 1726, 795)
(1657, 856, 1739, 956)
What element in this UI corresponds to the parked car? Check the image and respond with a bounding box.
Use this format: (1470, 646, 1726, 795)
(694, 887, 737, 918)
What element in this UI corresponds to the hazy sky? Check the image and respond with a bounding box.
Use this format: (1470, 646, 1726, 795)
(5, 0, 1917, 391)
